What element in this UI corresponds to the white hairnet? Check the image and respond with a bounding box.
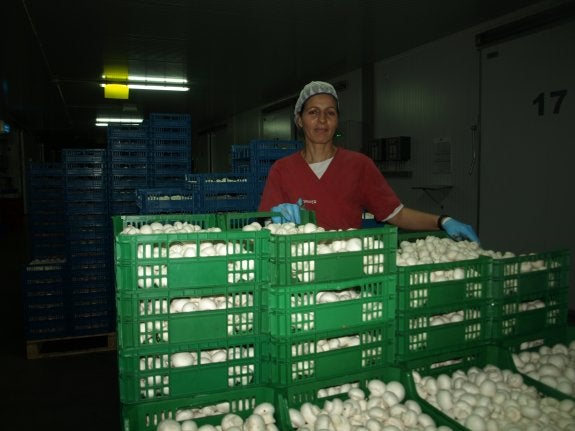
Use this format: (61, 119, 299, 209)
(294, 81, 338, 122)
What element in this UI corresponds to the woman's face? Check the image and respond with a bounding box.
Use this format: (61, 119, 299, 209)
(296, 93, 338, 145)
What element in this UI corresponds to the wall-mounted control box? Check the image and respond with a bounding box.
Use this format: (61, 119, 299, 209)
(371, 136, 411, 161)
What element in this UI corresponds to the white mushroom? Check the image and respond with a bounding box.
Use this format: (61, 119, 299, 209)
(157, 419, 182, 431)
(289, 409, 305, 428)
(243, 414, 266, 431)
(221, 414, 243, 430)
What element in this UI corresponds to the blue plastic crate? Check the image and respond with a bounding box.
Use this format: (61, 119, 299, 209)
(249, 139, 303, 159)
(110, 201, 141, 216)
(65, 201, 108, 215)
(62, 148, 107, 163)
(107, 122, 150, 141)
(70, 314, 115, 336)
(149, 113, 191, 125)
(185, 173, 253, 194)
(199, 196, 257, 213)
(108, 149, 149, 163)
(231, 144, 250, 159)
(150, 138, 191, 152)
(65, 188, 108, 202)
(150, 149, 190, 162)
(150, 129, 191, 140)
(136, 187, 197, 214)
(27, 162, 65, 187)
(151, 163, 191, 176)
(150, 176, 188, 188)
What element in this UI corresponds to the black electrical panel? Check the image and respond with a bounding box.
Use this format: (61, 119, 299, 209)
(371, 136, 411, 161)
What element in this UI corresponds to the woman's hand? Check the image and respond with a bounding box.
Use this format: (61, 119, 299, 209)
(442, 217, 480, 243)
(271, 199, 303, 224)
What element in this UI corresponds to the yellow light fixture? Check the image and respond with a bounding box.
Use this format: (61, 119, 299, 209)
(104, 83, 129, 99)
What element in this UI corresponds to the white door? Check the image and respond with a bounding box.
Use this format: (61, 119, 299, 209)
(479, 19, 575, 306)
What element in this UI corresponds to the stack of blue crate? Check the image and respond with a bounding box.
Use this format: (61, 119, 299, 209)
(62, 148, 115, 335)
(184, 172, 255, 213)
(23, 162, 68, 341)
(26, 162, 67, 258)
(107, 122, 151, 215)
(149, 113, 192, 187)
(249, 139, 303, 204)
(230, 144, 251, 173)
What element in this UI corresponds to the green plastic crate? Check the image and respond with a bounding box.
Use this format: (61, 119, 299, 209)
(499, 324, 575, 352)
(265, 323, 395, 387)
(217, 209, 316, 230)
(118, 335, 267, 403)
(396, 302, 494, 362)
(114, 229, 270, 291)
(397, 256, 492, 310)
(269, 225, 398, 285)
(112, 213, 218, 236)
(497, 325, 575, 402)
(399, 344, 573, 431)
(274, 365, 461, 431)
(266, 274, 396, 337)
(489, 249, 570, 341)
(491, 249, 570, 299)
(395, 257, 493, 361)
(491, 286, 569, 341)
(397, 229, 449, 242)
(116, 283, 267, 349)
(121, 385, 276, 431)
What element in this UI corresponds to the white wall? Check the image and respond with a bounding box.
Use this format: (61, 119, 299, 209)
(372, 0, 574, 309)
(373, 31, 480, 225)
(479, 19, 575, 308)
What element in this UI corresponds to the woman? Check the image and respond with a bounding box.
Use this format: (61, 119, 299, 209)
(258, 81, 479, 242)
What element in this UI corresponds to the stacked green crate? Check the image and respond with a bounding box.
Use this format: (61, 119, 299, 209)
(393, 231, 574, 429)
(395, 232, 493, 361)
(113, 213, 272, 411)
(491, 249, 573, 402)
(490, 249, 570, 341)
(220, 212, 399, 388)
(268, 225, 397, 285)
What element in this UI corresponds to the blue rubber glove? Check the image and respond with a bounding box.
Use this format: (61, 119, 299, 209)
(271, 199, 302, 224)
(442, 217, 480, 243)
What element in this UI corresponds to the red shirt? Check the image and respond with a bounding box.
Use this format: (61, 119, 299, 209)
(258, 148, 402, 230)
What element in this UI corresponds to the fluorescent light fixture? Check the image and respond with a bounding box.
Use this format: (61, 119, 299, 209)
(95, 117, 143, 126)
(101, 75, 189, 91)
(128, 76, 188, 84)
(100, 83, 189, 92)
(96, 117, 143, 123)
(128, 84, 189, 91)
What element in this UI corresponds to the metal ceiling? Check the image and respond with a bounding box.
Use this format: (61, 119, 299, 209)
(2, 0, 547, 147)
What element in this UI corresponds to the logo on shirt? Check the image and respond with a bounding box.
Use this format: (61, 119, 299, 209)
(302, 199, 317, 205)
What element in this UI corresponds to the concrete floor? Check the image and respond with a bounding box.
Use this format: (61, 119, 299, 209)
(0, 199, 120, 430)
